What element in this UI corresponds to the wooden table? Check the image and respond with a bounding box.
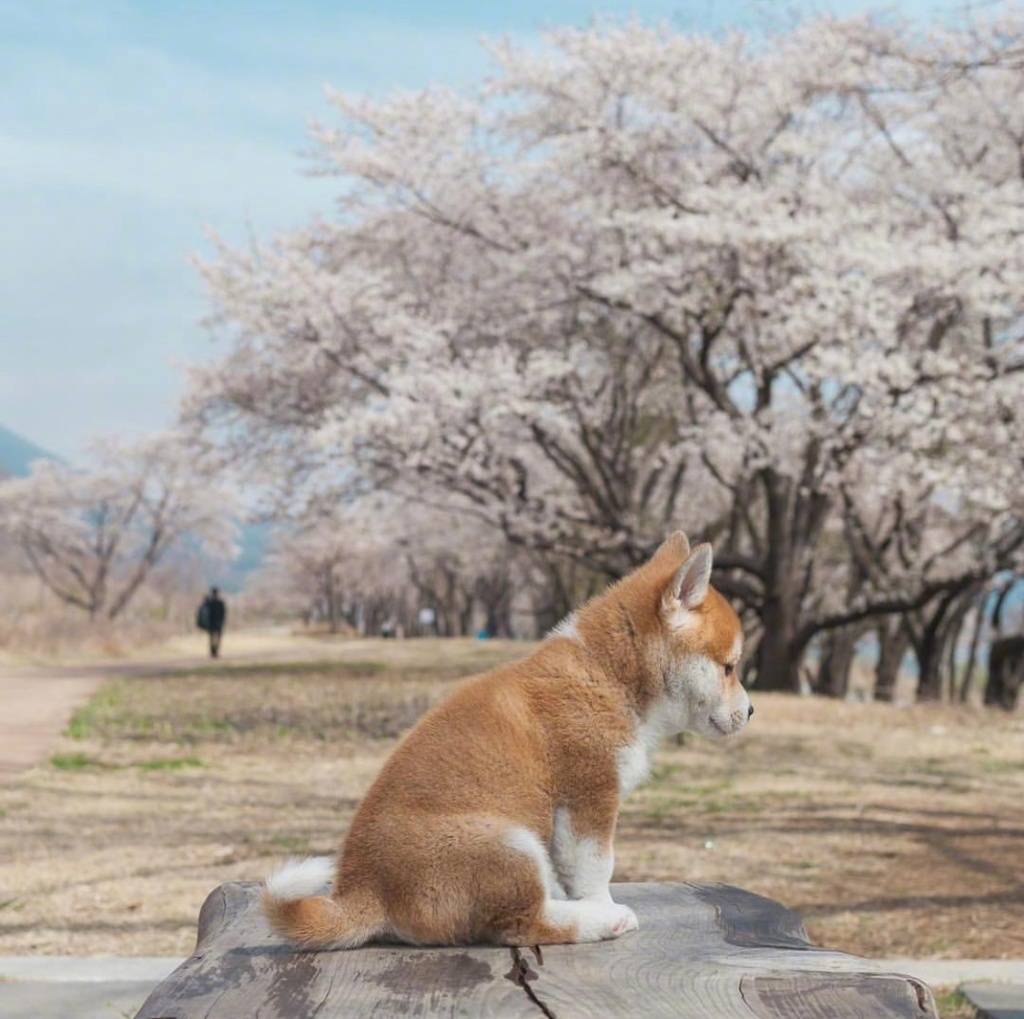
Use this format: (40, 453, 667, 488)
(135, 882, 937, 1018)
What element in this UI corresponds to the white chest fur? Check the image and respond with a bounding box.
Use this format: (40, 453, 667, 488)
(616, 720, 661, 796)
(616, 697, 687, 797)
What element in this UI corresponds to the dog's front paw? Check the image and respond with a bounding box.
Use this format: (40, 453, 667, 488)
(548, 898, 640, 942)
(607, 903, 639, 938)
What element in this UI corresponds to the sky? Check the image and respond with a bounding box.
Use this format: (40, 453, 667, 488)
(2, 0, 953, 458)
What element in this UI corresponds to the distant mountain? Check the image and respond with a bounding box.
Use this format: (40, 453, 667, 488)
(219, 521, 273, 593)
(0, 423, 58, 478)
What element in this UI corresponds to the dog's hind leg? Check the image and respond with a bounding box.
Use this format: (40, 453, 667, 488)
(350, 813, 636, 946)
(496, 826, 637, 945)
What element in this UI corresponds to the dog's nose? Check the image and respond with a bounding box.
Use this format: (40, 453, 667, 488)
(747, 704, 754, 719)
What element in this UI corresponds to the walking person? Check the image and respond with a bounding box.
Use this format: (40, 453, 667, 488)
(197, 586, 227, 658)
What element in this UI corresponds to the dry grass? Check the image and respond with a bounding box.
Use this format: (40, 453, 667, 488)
(0, 570, 286, 666)
(1, 636, 1021, 960)
(0, 573, 188, 664)
(934, 988, 978, 1019)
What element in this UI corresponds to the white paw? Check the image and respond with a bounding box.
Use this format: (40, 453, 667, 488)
(606, 903, 639, 939)
(546, 899, 639, 942)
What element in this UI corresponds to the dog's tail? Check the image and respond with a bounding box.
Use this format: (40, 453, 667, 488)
(261, 857, 385, 949)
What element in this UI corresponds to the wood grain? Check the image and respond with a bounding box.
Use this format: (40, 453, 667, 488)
(134, 882, 938, 1018)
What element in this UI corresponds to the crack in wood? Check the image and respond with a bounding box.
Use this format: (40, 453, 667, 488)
(906, 977, 933, 1014)
(505, 946, 558, 1019)
(737, 977, 756, 1018)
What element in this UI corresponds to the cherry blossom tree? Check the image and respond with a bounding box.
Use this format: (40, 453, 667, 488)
(0, 434, 238, 620)
(187, 10, 1024, 692)
(261, 525, 350, 632)
(259, 498, 537, 636)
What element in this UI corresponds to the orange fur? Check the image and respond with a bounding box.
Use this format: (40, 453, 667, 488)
(263, 532, 749, 948)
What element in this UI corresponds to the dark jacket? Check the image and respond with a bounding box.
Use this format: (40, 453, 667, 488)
(198, 595, 227, 632)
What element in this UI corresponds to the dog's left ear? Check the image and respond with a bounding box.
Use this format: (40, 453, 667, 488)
(661, 544, 713, 627)
(650, 530, 691, 567)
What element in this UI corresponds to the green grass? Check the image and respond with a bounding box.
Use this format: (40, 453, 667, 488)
(64, 660, 426, 745)
(50, 752, 203, 773)
(135, 755, 204, 772)
(48, 641, 525, 769)
(54, 649, 511, 748)
(66, 683, 124, 740)
(148, 659, 388, 680)
(49, 752, 100, 771)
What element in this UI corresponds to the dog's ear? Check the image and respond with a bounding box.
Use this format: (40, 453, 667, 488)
(661, 543, 713, 626)
(650, 530, 690, 568)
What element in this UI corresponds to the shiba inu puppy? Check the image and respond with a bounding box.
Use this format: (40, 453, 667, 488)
(263, 532, 750, 948)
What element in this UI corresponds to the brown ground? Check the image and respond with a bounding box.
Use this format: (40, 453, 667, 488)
(0, 626, 389, 777)
(0, 636, 1021, 961)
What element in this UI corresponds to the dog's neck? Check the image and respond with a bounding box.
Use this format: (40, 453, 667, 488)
(569, 591, 666, 720)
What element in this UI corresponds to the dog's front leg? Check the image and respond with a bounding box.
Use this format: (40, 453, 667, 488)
(551, 800, 618, 903)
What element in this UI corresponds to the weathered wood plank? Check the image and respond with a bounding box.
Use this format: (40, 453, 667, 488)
(134, 882, 937, 1018)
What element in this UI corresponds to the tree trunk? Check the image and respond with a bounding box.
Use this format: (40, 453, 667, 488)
(912, 588, 963, 702)
(482, 595, 509, 638)
(752, 471, 803, 692)
(754, 597, 801, 691)
(325, 569, 340, 633)
(459, 596, 474, 636)
(914, 628, 943, 702)
(986, 636, 1024, 710)
(875, 621, 909, 702)
(817, 628, 860, 699)
(943, 599, 973, 702)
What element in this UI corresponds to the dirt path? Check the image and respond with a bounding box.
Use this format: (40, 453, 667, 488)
(0, 629, 344, 779)
(0, 670, 102, 779)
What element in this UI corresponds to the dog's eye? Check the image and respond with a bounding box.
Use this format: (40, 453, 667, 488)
(724, 663, 734, 676)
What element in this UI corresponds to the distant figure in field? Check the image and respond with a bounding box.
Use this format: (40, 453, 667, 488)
(197, 587, 227, 658)
(417, 606, 436, 636)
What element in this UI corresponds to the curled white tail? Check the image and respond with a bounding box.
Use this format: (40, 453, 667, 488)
(264, 856, 334, 901)
(262, 855, 385, 949)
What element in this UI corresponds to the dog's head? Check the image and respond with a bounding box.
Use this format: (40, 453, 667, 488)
(643, 532, 751, 739)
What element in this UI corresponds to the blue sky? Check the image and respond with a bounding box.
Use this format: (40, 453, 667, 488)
(2, 0, 951, 457)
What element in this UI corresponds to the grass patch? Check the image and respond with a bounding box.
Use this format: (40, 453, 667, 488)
(647, 776, 734, 798)
(66, 683, 124, 740)
(149, 659, 388, 681)
(979, 758, 1024, 775)
(56, 648, 519, 748)
(636, 776, 762, 822)
(649, 762, 683, 783)
(49, 752, 101, 771)
(50, 752, 203, 773)
(835, 739, 874, 759)
(268, 834, 312, 852)
(65, 661, 406, 742)
(135, 755, 204, 772)
(934, 988, 976, 1019)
